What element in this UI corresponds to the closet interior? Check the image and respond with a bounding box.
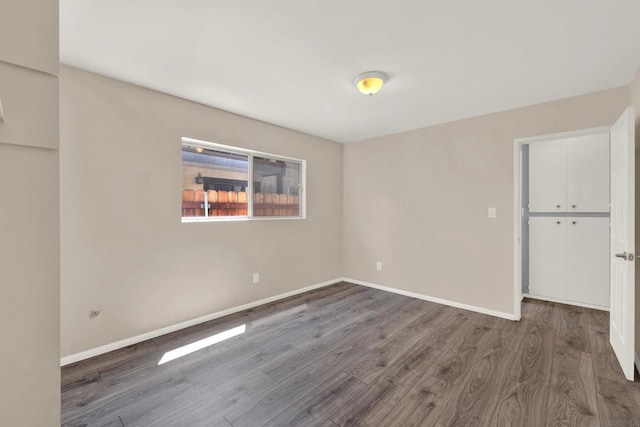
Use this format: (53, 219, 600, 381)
(523, 130, 610, 309)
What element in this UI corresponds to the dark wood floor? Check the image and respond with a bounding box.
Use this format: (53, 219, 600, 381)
(61, 282, 640, 426)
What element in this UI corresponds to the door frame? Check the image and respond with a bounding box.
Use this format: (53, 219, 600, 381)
(512, 125, 612, 321)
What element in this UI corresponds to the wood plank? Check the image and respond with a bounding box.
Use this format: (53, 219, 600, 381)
(62, 371, 190, 426)
(62, 339, 159, 380)
(470, 312, 530, 335)
(120, 371, 274, 426)
(416, 308, 474, 349)
(588, 324, 627, 383)
(426, 323, 494, 384)
(224, 345, 372, 427)
(358, 299, 433, 349)
(521, 298, 559, 328)
(491, 323, 556, 426)
(361, 338, 442, 389)
(434, 346, 517, 426)
(330, 375, 410, 426)
(556, 305, 591, 353)
(546, 345, 599, 426)
(61, 367, 101, 392)
(351, 321, 443, 385)
(61, 418, 124, 427)
(265, 373, 364, 426)
(378, 374, 451, 427)
(595, 375, 640, 426)
(580, 306, 609, 330)
(260, 294, 411, 383)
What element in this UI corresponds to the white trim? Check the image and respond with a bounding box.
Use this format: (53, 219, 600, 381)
(182, 137, 304, 164)
(60, 278, 342, 366)
(514, 126, 611, 145)
(181, 216, 305, 223)
(522, 293, 609, 312)
(181, 137, 307, 221)
(513, 139, 523, 321)
(343, 278, 515, 321)
(247, 152, 254, 218)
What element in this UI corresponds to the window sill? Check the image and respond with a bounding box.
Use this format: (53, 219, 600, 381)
(181, 216, 305, 223)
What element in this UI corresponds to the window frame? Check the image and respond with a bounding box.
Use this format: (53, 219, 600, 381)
(181, 137, 306, 223)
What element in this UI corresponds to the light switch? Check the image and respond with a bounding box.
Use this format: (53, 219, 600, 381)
(488, 208, 497, 219)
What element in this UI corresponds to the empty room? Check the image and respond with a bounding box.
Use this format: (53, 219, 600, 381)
(2, 0, 640, 426)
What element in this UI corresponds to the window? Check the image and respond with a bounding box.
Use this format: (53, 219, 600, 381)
(181, 138, 305, 221)
(252, 156, 301, 217)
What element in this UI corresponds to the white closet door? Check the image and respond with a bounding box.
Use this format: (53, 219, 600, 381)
(566, 217, 610, 307)
(529, 139, 566, 212)
(566, 133, 610, 213)
(529, 217, 566, 300)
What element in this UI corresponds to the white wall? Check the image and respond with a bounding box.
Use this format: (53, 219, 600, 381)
(0, 1, 60, 425)
(60, 66, 343, 357)
(343, 87, 629, 317)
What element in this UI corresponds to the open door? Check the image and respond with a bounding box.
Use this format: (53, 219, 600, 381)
(610, 106, 635, 381)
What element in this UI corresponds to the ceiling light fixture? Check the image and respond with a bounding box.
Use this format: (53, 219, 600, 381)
(354, 71, 387, 97)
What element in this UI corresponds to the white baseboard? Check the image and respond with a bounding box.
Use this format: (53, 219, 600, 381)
(61, 277, 520, 366)
(522, 293, 609, 312)
(342, 277, 515, 321)
(60, 278, 343, 366)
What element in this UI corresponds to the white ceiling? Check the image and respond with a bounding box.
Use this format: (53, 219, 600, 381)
(60, 0, 640, 143)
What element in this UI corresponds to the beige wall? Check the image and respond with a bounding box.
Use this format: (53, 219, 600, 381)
(60, 65, 343, 357)
(632, 66, 640, 359)
(0, 0, 59, 75)
(343, 87, 629, 316)
(0, 1, 60, 425)
(0, 144, 60, 426)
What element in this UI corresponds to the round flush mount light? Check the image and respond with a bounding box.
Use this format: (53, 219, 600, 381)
(354, 71, 387, 96)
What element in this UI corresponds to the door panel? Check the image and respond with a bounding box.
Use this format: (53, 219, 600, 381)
(566, 217, 609, 307)
(610, 106, 635, 381)
(529, 139, 566, 213)
(529, 217, 566, 300)
(566, 133, 610, 213)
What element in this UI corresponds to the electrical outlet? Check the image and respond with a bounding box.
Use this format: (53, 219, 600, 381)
(376, 262, 382, 271)
(89, 310, 100, 319)
(488, 207, 497, 218)
(253, 273, 260, 284)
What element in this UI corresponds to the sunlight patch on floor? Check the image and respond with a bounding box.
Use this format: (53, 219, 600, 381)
(158, 324, 246, 365)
